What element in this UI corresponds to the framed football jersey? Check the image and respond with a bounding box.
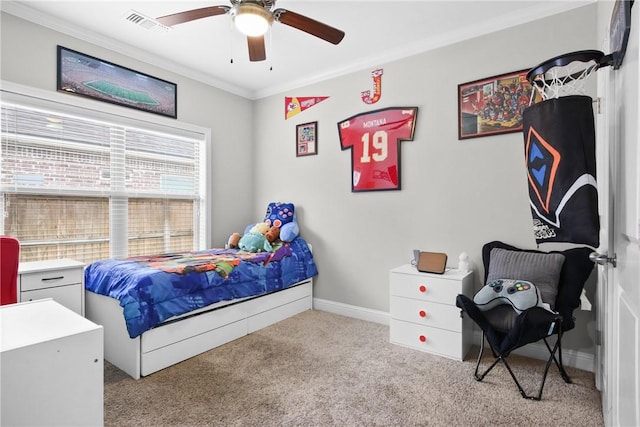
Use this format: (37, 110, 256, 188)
(338, 107, 418, 192)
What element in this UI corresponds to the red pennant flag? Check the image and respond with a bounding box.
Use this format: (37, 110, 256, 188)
(285, 96, 329, 119)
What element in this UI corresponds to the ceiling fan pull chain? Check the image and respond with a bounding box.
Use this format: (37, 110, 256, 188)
(269, 29, 273, 71)
(229, 19, 235, 64)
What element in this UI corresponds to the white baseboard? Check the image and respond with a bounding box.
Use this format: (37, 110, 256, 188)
(312, 297, 594, 373)
(313, 297, 389, 326)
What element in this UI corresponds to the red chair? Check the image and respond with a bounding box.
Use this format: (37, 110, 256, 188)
(1, 236, 20, 305)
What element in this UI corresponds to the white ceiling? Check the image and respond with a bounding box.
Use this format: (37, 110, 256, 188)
(2, 1, 593, 99)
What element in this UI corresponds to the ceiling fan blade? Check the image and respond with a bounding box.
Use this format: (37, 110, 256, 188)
(274, 9, 345, 45)
(156, 5, 230, 27)
(247, 35, 266, 62)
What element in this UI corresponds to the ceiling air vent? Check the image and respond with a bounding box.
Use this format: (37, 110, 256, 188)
(123, 10, 171, 32)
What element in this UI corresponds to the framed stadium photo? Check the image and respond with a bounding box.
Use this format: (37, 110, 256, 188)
(296, 121, 318, 157)
(57, 46, 177, 119)
(458, 70, 537, 140)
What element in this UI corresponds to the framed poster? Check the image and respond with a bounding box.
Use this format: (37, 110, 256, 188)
(296, 121, 318, 156)
(458, 70, 536, 140)
(57, 45, 177, 119)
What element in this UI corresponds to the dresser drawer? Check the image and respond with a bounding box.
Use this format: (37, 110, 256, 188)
(390, 319, 467, 360)
(390, 296, 462, 332)
(20, 267, 83, 292)
(20, 284, 83, 315)
(390, 271, 461, 303)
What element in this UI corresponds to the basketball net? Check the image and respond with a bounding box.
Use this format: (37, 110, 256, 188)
(529, 57, 600, 102)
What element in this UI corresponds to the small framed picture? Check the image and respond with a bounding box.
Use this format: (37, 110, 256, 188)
(296, 121, 318, 156)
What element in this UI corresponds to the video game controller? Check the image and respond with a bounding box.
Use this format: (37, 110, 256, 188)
(473, 278, 545, 314)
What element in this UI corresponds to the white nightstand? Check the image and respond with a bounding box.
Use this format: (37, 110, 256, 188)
(18, 259, 85, 316)
(389, 264, 473, 360)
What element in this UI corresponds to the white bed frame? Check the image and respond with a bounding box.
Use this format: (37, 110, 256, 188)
(86, 279, 313, 379)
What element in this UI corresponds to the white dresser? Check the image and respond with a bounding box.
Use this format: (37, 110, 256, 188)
(1, 299, 104, 426)
(390, 264, 473, 360)
(18, 259, 85, 316)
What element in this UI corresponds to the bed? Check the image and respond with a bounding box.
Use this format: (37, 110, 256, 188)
(84, 237, 317, 379)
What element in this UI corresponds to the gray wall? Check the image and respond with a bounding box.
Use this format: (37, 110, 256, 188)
(1, 5, 598, 356)
(252, 5, 598, 354)
(0, 12, 256, 246)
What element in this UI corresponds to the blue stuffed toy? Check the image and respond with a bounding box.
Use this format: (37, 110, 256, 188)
(264, 202, 299, 242)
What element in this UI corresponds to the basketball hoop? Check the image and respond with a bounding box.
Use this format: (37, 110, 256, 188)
(526, 50, 607, 101)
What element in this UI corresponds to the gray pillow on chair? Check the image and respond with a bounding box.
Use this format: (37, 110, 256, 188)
(486, 248, 565, 310)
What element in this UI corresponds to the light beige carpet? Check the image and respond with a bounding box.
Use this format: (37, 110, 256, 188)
(104, 310, 603, 426)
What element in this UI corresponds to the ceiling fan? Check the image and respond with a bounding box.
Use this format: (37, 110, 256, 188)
(156, 0, 345, 62)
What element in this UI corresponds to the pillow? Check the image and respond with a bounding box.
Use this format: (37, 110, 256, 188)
(264, 202, 295, 227)
(279, 220, 299, 242)
(264, 202, 299, 242)
(473, 279, 548, 314)
(486, 248, 565, 310)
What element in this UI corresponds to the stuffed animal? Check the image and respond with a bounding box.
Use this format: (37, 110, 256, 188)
(265, 225, 280, 243)
(236, 218, 282, 252)
(226, 232, 241, 249)
(250, 222, 270, 235)
(238, 232, 272, 252)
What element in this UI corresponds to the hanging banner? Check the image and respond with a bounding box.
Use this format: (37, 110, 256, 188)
(285, 96, 329, 119)
(522, 95, 600, 247)
(361, 68, 383, 104)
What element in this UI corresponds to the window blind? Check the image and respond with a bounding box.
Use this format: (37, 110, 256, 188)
(1, 98, 206, 263)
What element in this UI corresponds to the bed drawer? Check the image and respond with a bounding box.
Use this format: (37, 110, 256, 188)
(247, 294, 312, 333)
(242, 281, 312, 317)
(141, 302, 247, 353)
(141, 320, 246, 377)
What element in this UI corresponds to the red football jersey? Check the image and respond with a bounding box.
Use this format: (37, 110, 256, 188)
(338, 107, 418, 191)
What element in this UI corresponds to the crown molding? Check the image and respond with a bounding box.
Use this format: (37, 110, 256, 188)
(2, 1, 594, 101)
(255, 1, 595, 99)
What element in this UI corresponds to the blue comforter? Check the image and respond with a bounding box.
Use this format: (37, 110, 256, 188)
(84, 238, 318, 338)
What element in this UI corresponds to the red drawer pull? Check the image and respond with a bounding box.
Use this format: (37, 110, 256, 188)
(419, 285, 427, 293)
(419, 335, 427, 343)
(419, 310, 427, 318)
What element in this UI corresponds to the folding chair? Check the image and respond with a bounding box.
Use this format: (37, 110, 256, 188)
(456, 241, 594, 400)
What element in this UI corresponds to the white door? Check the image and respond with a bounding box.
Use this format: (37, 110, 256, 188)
(611, 3, 640, 422)
(596, 3, 640, 426)
(595, 57, 613, 424)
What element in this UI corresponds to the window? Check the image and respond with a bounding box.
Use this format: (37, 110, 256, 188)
(1, 94, 207, 264)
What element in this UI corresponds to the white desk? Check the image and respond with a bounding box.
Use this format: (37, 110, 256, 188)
(1, 299, 104, 426)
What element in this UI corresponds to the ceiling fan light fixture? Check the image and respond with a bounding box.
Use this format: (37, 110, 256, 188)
(232, 3, 273, 37)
